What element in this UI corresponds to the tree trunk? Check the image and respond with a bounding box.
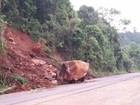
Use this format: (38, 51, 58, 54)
(0, 0, 1, 14)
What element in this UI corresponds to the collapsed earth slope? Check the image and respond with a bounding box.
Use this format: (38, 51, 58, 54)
(0, 24, 59, 93)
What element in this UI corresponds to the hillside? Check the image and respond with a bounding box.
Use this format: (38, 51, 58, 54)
(119, 32, 140, 70)
(119, 32, 140, 45)
(0, 0, 133, 93)
(0, 24, 62, 93)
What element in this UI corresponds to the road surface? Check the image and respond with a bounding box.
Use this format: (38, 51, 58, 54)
(0, 73, 140, 105)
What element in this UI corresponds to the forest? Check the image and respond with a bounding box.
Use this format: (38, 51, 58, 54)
(0, 0, 136, 76)
(119, 32, 140, 70)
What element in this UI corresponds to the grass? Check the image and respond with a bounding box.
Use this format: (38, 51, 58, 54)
(0, 85, 10, 94)
(0, 73, 28, 86)
(10, 74, 28, 84)
(91, 68, 128, 78)
(0, 18, 6, 54)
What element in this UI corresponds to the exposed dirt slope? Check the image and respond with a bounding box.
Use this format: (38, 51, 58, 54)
(0, 24, 60, 93)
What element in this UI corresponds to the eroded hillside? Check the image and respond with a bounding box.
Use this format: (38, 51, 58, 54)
(0, 24, 61, 93)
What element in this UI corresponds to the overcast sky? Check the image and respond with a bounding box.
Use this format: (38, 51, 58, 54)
(70, 0, 140, 32)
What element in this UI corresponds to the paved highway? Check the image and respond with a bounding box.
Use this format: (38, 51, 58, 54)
(0, 73, 140, 105)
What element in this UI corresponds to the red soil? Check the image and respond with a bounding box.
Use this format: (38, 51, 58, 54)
(0, 24, 58, 93)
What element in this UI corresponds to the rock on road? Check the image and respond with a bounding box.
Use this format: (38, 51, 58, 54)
(0, 73, 140, 105)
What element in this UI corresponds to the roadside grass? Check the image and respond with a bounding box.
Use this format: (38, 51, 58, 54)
(0, 73, 28, 94)
(10, 74, 28, 85)
(0, 85, 10, 94)
(91, 69, 128, 78)
(94, 69, 140, 78)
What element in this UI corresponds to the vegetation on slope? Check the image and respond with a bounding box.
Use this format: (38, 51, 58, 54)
(120, 32, 140, 71)
(0, 17, 5, 53)
(119, 32, 140, 45)
(0, 0, 132, 76)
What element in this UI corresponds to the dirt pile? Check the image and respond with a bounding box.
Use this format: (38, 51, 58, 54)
(0, 24, 59, 93)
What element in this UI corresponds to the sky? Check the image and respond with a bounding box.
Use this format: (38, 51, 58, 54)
(69, 0, 140, 32)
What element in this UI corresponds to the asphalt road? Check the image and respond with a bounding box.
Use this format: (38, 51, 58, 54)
(0, 73, 140, 105)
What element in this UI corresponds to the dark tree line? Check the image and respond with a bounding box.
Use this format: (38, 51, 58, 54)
(0, 0, 131, 74)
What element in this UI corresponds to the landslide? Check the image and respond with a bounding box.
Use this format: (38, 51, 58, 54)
(0, 24, 62, 93)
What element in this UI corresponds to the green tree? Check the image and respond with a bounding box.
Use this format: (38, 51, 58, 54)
(1, 0, 128, 75)
(78, 5, 98, 25)
(97, 7, 121, 23)
(128, 42, 140, 70)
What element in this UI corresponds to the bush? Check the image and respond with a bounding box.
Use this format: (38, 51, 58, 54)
(10, 74, 27, 84)
(0, 73, 28, 86)
(0, 18, 5, 53)
(44, 46, 51, 53)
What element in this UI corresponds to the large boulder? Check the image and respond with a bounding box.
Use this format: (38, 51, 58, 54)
(59, 60, 89, 83)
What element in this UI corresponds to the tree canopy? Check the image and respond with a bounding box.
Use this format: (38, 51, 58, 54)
(0, 0, 132, 74)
